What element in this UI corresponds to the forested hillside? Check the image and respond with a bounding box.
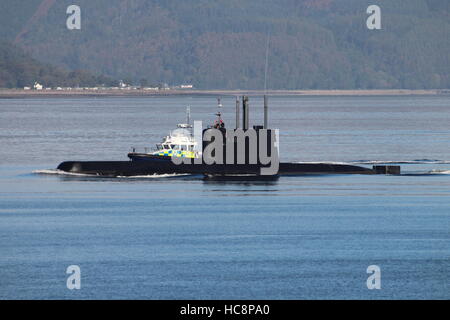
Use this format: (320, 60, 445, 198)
(0, 42, 116, 88)
(1, 0, 449, 89)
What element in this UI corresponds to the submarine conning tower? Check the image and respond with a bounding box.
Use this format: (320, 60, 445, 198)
(201, 95, 277, 166)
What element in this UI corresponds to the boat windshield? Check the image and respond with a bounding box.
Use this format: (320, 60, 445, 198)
(171, 128, 191, 137)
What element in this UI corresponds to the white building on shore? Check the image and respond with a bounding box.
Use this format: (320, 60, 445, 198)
(33, 82, 43, 90)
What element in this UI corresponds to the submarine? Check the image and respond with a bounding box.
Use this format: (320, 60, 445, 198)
(56, 96, 400, 177)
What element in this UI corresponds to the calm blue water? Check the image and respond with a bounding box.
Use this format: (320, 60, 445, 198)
(0, 95, 449, 299)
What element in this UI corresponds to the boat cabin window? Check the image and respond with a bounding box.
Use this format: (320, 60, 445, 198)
(180, 145, 187, 151)
(171, 144, 178, 150)
(163, 144, 170, 149)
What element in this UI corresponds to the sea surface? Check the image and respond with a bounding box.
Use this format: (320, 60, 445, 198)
(0, 95, 449, 299)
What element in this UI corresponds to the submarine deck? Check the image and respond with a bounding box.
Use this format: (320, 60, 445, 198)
(56, 160, 399, 177)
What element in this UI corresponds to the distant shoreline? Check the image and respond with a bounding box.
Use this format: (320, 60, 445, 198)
(0, 88, 449, 98)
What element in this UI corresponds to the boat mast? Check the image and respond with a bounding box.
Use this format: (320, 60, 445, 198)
(186, 106, 191, 126)
(264, 33, 270, 129)
(215, 98, 224, 128)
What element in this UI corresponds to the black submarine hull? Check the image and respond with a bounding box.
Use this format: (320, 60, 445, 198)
(55, 96, 402, 177)
(56, 160, 381, 177)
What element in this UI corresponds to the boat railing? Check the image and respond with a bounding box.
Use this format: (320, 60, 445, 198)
(129, 147, 155, 154)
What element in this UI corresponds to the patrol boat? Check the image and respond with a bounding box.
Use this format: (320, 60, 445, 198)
(128, 122, 199, 162)
(127, 101, 227, 163)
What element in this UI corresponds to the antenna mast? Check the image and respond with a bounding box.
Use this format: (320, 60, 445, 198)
(186, 106, 191, 125)
(264, 33, 270, 128)
(264, 33, 270, 94)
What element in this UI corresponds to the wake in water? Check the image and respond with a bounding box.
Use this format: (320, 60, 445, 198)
(350, 159, 450, 165)
(350, 160, 450, 175)
(116, 173, 191, 179)
(33, 163, 450, 178)
(32, 169, 191, 179)
(429, 170, 450, 175)
(33, 169, 93, 177)
(293, 160, 450, 176)
(294, 161, 351, 165)
(295, 159, 450, 165)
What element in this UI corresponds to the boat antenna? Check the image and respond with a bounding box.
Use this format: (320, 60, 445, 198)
(215, 98, 224, 128)
(264, 33, 270, 95)
(186, 106, 191, 125)
(263, 33, 270, 129)
(216, 98, 222, 117)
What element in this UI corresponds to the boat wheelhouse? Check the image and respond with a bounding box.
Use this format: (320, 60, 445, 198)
(153, 124, 198, 158)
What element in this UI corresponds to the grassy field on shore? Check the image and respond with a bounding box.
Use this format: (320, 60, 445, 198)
(1, 88, 449, 98)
